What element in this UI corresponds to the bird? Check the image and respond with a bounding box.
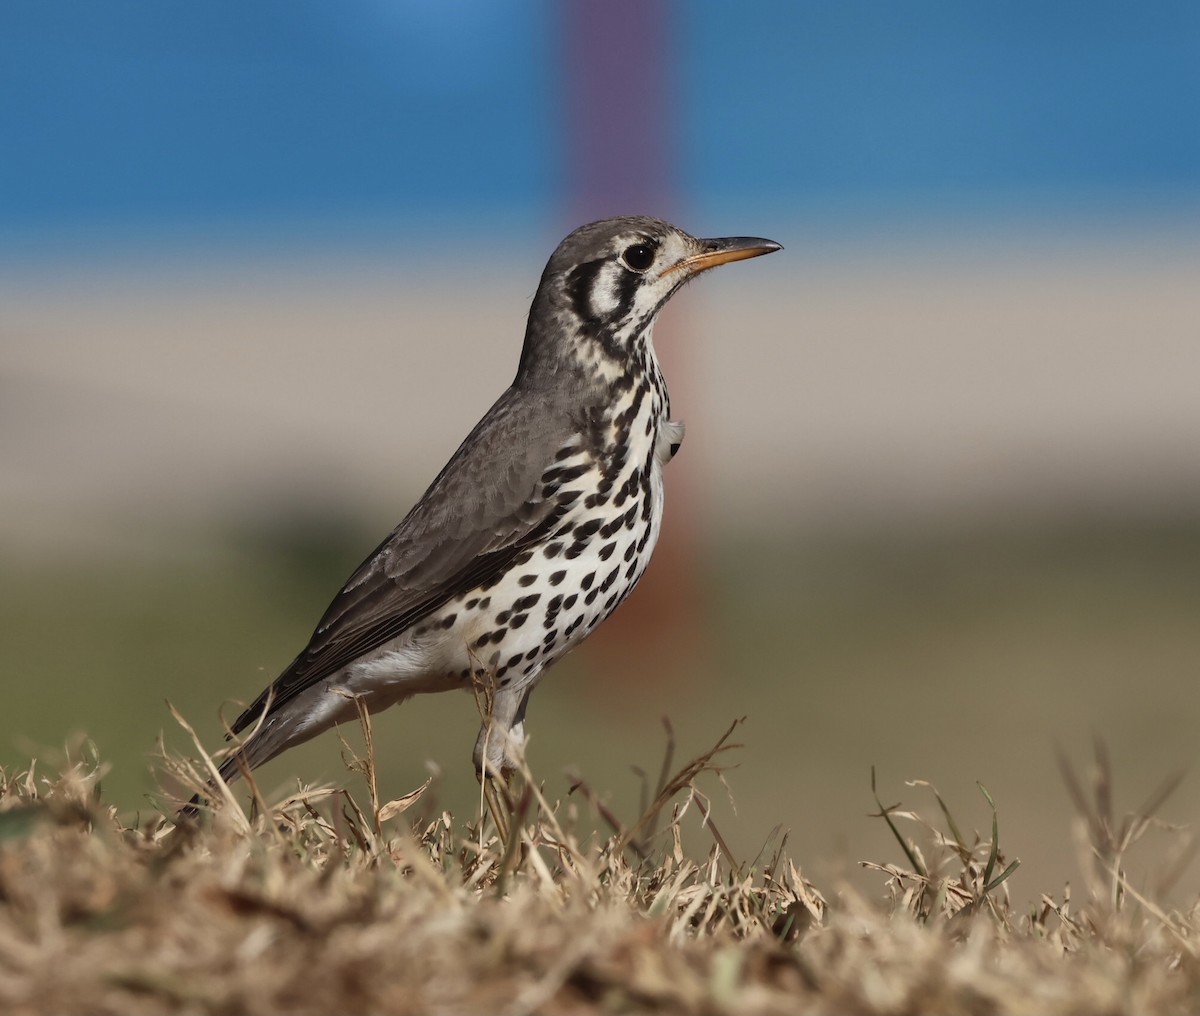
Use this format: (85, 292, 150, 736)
(188, 216, 780, 821)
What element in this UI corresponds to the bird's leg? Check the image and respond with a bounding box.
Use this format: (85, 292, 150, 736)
(473, 683, 535, 845)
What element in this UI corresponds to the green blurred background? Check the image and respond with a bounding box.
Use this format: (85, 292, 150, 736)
(3, 2, 1200, 904)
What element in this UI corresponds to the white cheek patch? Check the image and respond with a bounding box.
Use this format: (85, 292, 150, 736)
(589, 263, 623, 317)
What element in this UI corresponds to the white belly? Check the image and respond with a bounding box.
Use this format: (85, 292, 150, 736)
(346, 415, 682, 703)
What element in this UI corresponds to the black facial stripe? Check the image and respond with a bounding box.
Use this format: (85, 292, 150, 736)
(569, 248, 655, 328)
(646, 287, 677, 322)
(613, 266, 641, 317)
(567, 258, 607, 325)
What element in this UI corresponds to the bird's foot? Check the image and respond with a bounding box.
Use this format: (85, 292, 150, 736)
(482, 771, 512, 845)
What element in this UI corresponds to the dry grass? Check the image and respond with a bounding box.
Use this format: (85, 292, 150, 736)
(2, 719, 1200, 1015)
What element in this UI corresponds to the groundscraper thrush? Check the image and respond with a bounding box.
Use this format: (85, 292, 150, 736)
(188, 216, 780, 820)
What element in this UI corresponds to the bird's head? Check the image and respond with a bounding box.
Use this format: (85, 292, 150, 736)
(518, 216, 781, 385)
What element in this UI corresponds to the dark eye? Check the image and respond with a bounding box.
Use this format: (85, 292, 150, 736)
(620, 243, 655, 272)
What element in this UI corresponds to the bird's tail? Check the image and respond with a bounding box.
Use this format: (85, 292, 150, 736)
(176, 704, 295, 820)
(175, 699, 331, 820)
(176, 735, 262, 819)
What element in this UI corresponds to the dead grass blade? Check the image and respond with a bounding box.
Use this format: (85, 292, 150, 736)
(6, 726, 1200, 1013)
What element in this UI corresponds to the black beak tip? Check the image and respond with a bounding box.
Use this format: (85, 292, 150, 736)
(702, 236, 783, 255)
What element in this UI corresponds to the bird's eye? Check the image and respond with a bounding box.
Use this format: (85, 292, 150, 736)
(620, 243, 655, 272)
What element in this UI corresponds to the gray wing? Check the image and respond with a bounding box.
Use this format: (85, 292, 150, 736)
(230, 386, 582, 735)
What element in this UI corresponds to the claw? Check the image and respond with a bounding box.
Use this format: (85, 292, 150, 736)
(483, 772, 512, 844)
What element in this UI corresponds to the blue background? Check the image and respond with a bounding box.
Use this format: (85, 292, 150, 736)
(3, 1, 1197, 241)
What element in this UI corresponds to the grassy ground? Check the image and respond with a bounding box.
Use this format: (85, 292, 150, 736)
(2, 718, 1199, 1014)
(5, 518, 1200, 906)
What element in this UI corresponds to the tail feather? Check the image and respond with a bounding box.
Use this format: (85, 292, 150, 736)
(175, 698, 339, 820)
(177, 740, 255, 820)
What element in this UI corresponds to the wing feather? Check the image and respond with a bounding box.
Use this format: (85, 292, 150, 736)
(230, 387, 579, 735)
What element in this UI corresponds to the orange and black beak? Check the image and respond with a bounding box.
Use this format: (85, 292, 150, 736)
(666, 235, 782, 277)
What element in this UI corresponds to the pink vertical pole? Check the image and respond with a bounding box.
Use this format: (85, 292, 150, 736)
(561, 0, 704, 690)
(563, 0, 673, 219)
